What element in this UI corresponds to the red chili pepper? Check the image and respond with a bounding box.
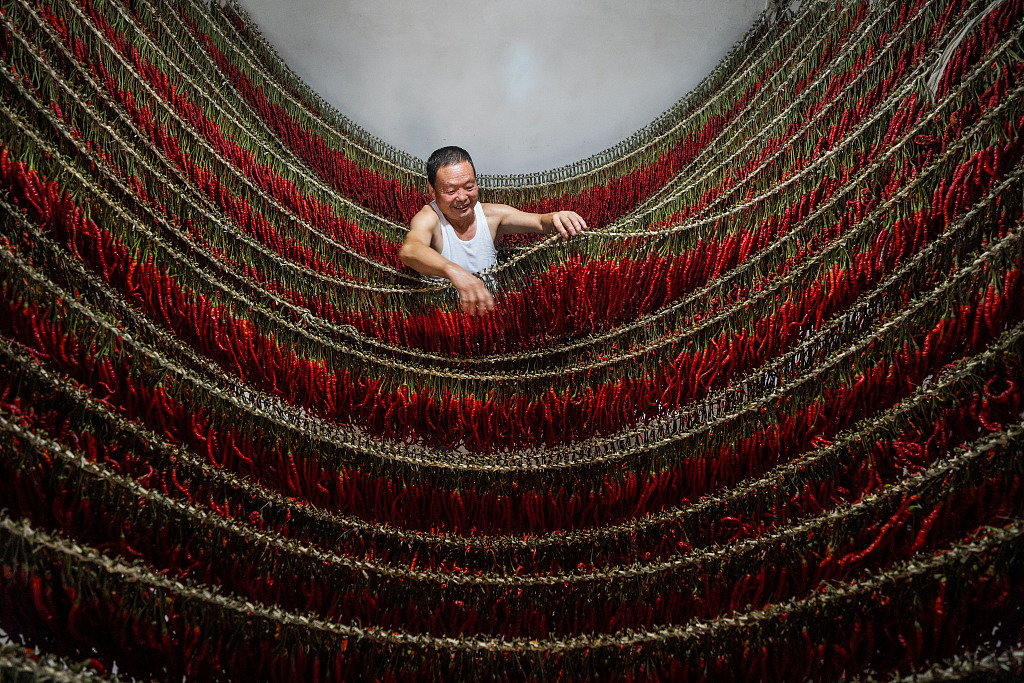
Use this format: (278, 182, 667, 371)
(910, 503, 942, 555)
(840, 493, 919, 570)
(982, 283, 996, 336)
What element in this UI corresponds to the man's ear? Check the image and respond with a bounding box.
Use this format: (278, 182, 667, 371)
(428, 184, 436, 201)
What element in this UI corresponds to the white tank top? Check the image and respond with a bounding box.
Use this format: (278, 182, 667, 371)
(432, 201, 497, 273)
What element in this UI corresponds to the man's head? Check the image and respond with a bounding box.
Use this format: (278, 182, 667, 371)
(427, 146, 475, 188)
(427, 146, 479, 225)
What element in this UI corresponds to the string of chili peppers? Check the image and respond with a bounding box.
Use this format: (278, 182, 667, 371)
(2, 0, 1024, 678)
(6, 0, 1007, 352)
(16, 0, 412, 281)
(0, 311, 1019, 594)
(4, 174, 1019, 548)
(2, 100, 1024, 481)
(2, 507, 1023, 679)
(8, 5, 1015, 393)
(1, 318, 1020, 637)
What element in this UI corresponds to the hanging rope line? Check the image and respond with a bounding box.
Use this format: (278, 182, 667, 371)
(1, 0, 1023, 680)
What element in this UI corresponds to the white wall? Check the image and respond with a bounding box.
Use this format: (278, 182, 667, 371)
(233, 0, 767, 175)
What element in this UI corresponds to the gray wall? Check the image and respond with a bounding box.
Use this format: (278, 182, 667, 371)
(234, 0, 767, 175)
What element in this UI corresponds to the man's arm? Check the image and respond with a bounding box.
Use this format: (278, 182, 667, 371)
(399, 207, 496, 315)
(484, 204, 588, 240)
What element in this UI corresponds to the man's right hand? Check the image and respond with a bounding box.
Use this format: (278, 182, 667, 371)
(449, 267, 495, 316)
(400, 203, 498, 316)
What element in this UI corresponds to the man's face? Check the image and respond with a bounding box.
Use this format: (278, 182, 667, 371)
(430, 161, 479, 225)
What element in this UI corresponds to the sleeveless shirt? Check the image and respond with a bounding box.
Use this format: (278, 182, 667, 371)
(431, 201, 497, 273)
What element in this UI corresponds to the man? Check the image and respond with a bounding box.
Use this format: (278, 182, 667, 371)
(399, 146, 588, 315)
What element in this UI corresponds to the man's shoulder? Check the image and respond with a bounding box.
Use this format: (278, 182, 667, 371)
(482, 203, 544, 237)
(481, 202, 517, 222)
(410, 203, 441, 230)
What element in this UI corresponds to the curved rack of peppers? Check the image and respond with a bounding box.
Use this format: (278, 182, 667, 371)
(2, 0, 1024, 680)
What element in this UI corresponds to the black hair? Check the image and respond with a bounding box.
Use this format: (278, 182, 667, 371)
(427, 146, 475, 187)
